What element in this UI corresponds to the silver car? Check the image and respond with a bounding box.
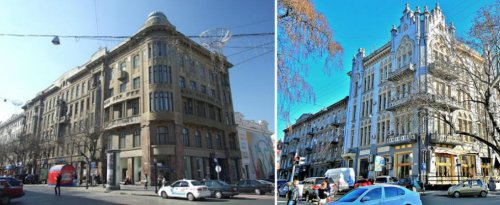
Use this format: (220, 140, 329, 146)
(327, 184, 422, 205)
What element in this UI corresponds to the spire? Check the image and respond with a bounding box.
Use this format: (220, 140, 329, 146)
(449, 22, 456, 34)
(435, 2, 441, 10)
(391, 25, 398, 35)
(415, 6, 421, 14)
(423, 5, 429, 14)
(403, 3, 411, 13)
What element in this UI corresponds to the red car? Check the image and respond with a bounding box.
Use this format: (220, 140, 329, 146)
(353, 179, 372, 188)
(0, 179, 24, 205)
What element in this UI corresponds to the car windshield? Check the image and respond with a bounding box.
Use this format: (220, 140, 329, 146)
(0, 177, 20, 186)
(215, 181, 229, 186)
(314, 178, 325, 184)
(375, 178, 386, 183)
(190, 181, 202, 186)
(337, 188, 368, 202)
(258, 180, 273, 185)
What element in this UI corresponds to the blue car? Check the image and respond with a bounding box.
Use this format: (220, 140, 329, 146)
(327, 184, 422, 205)
(278, 183, 289, 197)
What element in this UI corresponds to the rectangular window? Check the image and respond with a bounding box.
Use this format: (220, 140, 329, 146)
(108, 88, 114, 98)
(119, 132, 126, 149)
(133, 129, 141, 147)
(120, 83, 126, 93)
(133, 55, 140, 69)
(190, 81, 197, 91)
(182, 128, 190, 147)
(195, 131, 202, 147)
(179, 76, 185, 88)
(201, 85, 207, 94)
(157, 127, 168, 145)
(206, 133, 212, 149)
(107, 135, 112, 150)
(133, 77, 140, 89)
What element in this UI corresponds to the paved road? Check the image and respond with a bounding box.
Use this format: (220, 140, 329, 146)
(11, 185, 274, 205)
(278, 190, 500, 205)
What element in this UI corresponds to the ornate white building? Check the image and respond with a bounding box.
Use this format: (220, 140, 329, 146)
(342, 3, 500, 186)
(235, 112, 274, 179)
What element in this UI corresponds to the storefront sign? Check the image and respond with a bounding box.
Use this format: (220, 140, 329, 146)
(386, 135, 416, 146)
(359, 149, 370, 156)
(377, 146, 390, 153)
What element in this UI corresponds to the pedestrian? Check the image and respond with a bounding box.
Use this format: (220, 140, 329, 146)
(162, 177, 167, 187)
(317, 181, 329, 205)
(489, 177, 496, 191)
(55, 173, 62, 196)
(143, 174, 148, 190)
(286, 180, 299, 205)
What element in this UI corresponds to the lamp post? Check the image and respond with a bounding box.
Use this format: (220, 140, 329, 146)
(153, 158, 158, 193)
(456, 158, 461, 183)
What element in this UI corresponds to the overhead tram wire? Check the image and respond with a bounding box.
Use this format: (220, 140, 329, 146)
(232, 50, 273, 66)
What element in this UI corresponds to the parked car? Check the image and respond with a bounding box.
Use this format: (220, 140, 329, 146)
(0, 179, 25, 205)
(447, 179, 489, 198)
(353, 179, 372, 188)
(201, 180, 239, 199)
(0, 177, 22, 190)
(324, 168, 355, 191)
(24, 174, 38, 184)
(278, 183, 289, 197)
(302, 177, 335, 202)
(374, 176, 398, 185)
(157, 180, 210, 201)
(277, 179, 288, 189)
(236, 179, 273, 195)
(327, 184, 422, 205)
(396, 178, 424, 193)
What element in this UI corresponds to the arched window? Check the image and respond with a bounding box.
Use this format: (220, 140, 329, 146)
(216, 134, 222, 149)
(396, 37, 413, 68)
(157, 126, 168, 144)
(133, 55, 140, 69)
(182, 128, 190, 147)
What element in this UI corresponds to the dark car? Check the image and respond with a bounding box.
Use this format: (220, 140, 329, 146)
(277, 179, 288, 189)
(24, 175, 38, 184)
(0, 177, 22, 188)
(0, 179, 25, 205)
(201, 180, 239, 199)
(236, 179, 273, 195)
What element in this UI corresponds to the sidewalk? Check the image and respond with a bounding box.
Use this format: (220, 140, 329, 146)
(423, 190, 500, 197)
(64, 183, 159, 197)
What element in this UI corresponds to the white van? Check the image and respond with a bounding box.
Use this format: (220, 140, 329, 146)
(324, 168, 355, 192)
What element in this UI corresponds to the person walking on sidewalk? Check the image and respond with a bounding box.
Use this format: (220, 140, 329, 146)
(144, 174, 148, 190)
(55, 173, 62, 196)
(286, 180, 300, 205)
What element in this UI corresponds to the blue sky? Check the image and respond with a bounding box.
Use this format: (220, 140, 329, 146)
(277, 0, 494, 140)
(0, 0, 275, 132)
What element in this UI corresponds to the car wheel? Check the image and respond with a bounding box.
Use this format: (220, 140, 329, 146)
(453, 191, 460, 198)
(161, 191, 168, 199)
(1, 196, 10, 205)
(215, 191, 223, 199)
(254, 189, 261, 195)
(480, 191, 487, 197)
(187, 193, 195, 201)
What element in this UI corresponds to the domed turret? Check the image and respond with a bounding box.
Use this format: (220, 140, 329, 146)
(144, 11, 174, 28)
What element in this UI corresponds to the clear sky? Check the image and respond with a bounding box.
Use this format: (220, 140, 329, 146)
(0, 0, 275, 132)
(277, 0, 495, 140)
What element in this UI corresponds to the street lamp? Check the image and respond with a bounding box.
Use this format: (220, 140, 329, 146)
(153, 158, 158, 193)
(456, 158, 461, 183)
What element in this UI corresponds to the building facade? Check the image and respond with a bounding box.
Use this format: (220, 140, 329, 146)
(235, 112, 274, 180)
(342, 4, 500, 186)
(21, 11, 242, 184)
(279, 97, 348, 180)
(0, 113, 25, 174)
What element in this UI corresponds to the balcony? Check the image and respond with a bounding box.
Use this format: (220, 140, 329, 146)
(429, 133, 462, 145)
(105, 115, 140, 130)
(307, 129, 314, 136)
(388, 63, 416, 81)
(386, 93, 461, 111)
(428, 62, 459, 80)
(117, 70, 128, 81)
(416, 93, 461, 111)
(386, 96, 413, 111)
(385, 134, 417, 146)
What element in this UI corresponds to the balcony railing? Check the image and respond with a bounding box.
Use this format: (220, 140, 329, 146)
(429, 133, 462, 145)
(388, 63, 415, 81)
(105, 115, 140, 130)
(386, 93, 461, 111)
(428, 62, 459, 80)
(385, 134, 417, 146)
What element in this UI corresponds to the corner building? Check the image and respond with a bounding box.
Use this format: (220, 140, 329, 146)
(342, 4, 500, 186)
(23, 11, 242, 184)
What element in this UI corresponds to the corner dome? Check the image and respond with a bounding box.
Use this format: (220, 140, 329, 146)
(144, 11, 173, 28)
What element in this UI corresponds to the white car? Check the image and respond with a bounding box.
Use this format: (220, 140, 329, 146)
(327, 184, 422, 205)
(158, 180, 211, 201)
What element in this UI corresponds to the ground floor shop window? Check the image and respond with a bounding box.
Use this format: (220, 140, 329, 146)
(481, 157, 491, 177)
(435, 153, 454, 184)
(460, 155, 477, 178)
(396, 152, 412, 178)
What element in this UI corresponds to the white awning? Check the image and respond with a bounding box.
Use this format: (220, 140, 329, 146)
(433, 147, 468, 156)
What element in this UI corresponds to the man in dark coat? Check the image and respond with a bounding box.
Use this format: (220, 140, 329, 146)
(55, 173, 62, 196)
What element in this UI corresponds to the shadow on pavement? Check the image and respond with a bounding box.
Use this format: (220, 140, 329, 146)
(13, 190, 127, 205)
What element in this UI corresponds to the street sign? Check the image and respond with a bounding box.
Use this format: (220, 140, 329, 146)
(215, 165, 222, 173)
